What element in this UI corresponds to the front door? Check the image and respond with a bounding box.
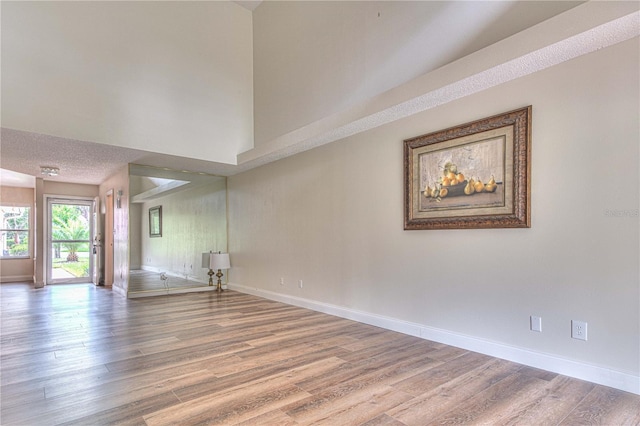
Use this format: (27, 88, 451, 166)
(47, 199, 94, 284)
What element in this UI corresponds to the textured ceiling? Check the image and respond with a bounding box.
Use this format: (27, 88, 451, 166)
(0, 128, 237, 186)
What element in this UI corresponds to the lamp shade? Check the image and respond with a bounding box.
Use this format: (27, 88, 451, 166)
(211, 253, 231, 270)
(202, 252, 230, 270)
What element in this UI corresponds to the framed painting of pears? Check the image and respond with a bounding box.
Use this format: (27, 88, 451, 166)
(404, 106, 531, 230)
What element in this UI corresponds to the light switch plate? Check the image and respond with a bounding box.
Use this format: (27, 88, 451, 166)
(530, 315, 542, 332)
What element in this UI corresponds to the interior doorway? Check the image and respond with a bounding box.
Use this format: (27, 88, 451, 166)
(47, 198, 94, 284)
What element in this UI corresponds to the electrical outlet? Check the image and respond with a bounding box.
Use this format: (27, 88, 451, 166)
(530, 315, 542, 332)
(298, 280, 303, 289)
(280, 277, 284, 286)
(572, 320, 588, 341)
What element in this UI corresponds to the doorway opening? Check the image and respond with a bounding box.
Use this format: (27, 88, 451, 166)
(47, 198, 94, 284)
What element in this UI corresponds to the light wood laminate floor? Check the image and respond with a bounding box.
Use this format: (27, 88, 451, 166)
(1, 283, 638, 425)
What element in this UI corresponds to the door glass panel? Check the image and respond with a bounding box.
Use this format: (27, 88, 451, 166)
(51, 241, 91, 280)
(49, 202, 92, 283)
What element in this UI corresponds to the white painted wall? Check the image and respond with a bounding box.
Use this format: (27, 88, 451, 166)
(0, 186, 34, 283)
(43, 181, 98, 199)
(34, 179, 45, 288)
(228, 37, 639, 388)
(140, 180, 227, 284)
(252, 1, 580, 146)
(129, 203, 143, 270)
(2, 1, 253, 165)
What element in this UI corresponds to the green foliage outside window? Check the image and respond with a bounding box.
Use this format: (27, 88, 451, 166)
(1, 206, 30, 258)
(52, 204, 90, 262)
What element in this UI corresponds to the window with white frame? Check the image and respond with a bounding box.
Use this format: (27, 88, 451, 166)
(1, 206, 30, 258)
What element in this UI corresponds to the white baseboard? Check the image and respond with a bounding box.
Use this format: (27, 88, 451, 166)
(139, 266, 205, 283)
(128, 267, 220, 298)
(140, 265, 167, 274)
(0, 275, 34, 283)
(229, 283, 640, 395)
(127, 285, 223, 298)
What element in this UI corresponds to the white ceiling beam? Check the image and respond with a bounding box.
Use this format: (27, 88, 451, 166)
(235, 2, 639, 173)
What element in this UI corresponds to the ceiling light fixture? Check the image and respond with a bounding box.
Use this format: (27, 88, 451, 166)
(40, 166, 60, 177)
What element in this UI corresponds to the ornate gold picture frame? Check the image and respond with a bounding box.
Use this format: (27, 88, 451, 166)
(404, 106, 531, 230)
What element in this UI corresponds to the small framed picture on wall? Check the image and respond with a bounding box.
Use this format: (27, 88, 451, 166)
(149, 206, 162, 237)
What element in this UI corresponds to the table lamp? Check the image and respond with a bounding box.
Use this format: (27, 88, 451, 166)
(202, 251, 231, 292)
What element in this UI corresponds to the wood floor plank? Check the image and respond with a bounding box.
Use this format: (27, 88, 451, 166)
(1, 283, 638, 426)
(174, 346, 352, 402)
(0, 359, 111, 388)
(57, 391, 180, 426)
(0, 386, 45, 410)
(246, 319, 360, 348)
(361, 413, 408, 426)
(499, 375, 596, 425)
(1, 363, 111, 399)
(560, 386, 640, 425)
(208, 340, 343, 378)
(0, 349, 57, 370)
(285, 383, 412, 425)
(103, 341, 252, 375)
(235, 409, 298, 426)
(2, 375, 182, 425)
(391, 350, 493, 396)
(45, 355, 236, 400)
(424, 371, 549, 425)
(144, 374, 311, 425)
(296, 341, 443, 394)
(387, 359, 521, 425)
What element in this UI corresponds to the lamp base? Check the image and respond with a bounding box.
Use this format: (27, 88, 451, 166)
(208, 269, 214, 286)
(216, 269, 224, 292)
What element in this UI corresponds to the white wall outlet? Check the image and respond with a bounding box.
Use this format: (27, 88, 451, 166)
(572, 320, 588, 341)
(530, 315, 542, 332)
(298, 279, 303, 289)
(280, 277, 284, 286)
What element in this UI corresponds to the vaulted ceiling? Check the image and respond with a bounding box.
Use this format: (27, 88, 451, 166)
(3, 0, 621, 187)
